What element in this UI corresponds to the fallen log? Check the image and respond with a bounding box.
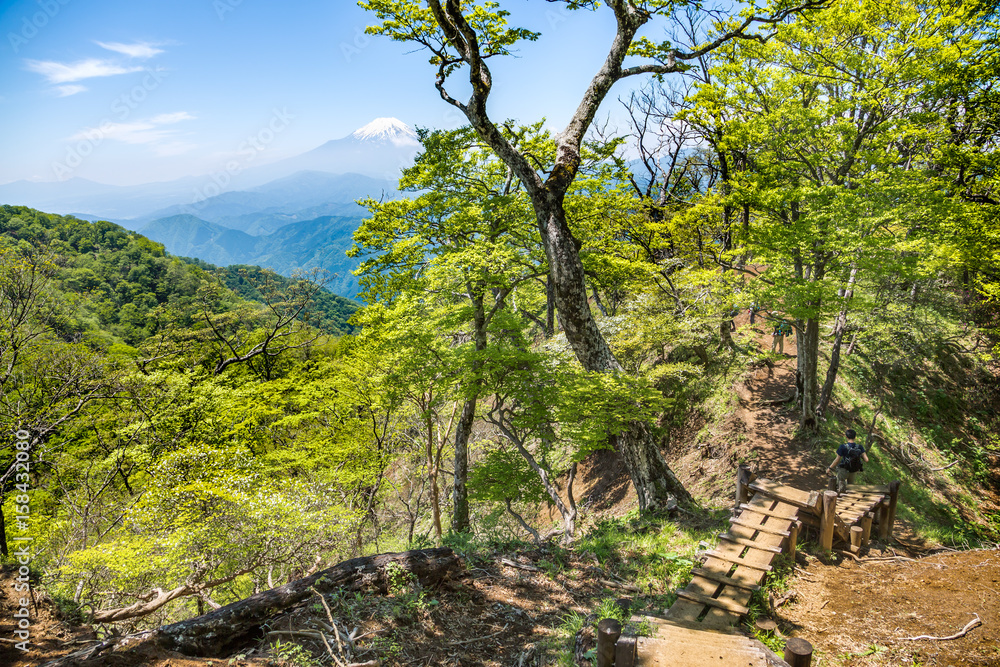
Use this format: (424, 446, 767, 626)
(153, 548, 462, 658)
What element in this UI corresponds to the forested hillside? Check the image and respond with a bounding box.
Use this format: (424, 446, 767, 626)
(2, 0, 1000, 666)
(0, 207, 356, 340)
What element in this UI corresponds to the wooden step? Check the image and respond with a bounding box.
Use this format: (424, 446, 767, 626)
(730, 517, 791, 537)
(675, 589, 750, 615)
(718, 533, 783, 554)
(837, 496, 881, 507)
(634, 614, 745, 636)
(839, 491, 883, 501)
(749, 480, 821, 513)
(690, 568, 761, 592)
(845, 483, 891, 493)
(703, 551, 773, 571)
(738, 503, 799, 520)
(633, 635, 787, 667)
(640, 619, 759, 645)
(837, 502, 877, 514)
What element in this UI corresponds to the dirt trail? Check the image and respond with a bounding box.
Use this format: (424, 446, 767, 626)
(729, 314, 835, 492)
(724, 314, 930, 546)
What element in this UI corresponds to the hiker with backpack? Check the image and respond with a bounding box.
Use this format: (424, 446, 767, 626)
(827, 428, 869, 493)
(770, 320, 793, 354)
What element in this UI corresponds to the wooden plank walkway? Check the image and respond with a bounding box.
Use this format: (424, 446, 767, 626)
(796, 485, 888, 545)
(619, 616, 789, 666)
(624, 477, 897, 665)
(664, 492, 798, 630)
(839, 485, 887, 526)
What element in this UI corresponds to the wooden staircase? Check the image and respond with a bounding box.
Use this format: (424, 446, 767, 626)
(664, 489, 801, 629)
(612, 474, 901, 667)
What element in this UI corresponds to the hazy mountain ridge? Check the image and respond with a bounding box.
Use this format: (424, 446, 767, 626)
(138, 171, 394, 235)
(0, 118, 415, 223)
(2, 118, 416, 298)
(141, 213, 364, 297)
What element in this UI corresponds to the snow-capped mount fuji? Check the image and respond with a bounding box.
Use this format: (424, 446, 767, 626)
(232, 117, 422, 189)
(0, 118, 419, 218)
(351, 117, 420, 146)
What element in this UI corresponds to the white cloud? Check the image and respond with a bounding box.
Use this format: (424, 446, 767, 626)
(68, 112, 196, 147)
(96, 41, 164, 59)
(150, 111, 195, 124)
(25, 58, 143, 84)
(55, 85, 87, 97)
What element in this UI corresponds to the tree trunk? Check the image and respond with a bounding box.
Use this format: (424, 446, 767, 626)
(146, 549, 461, 658)
(504, 498, 541, 544)
(565, 462, 578, 538)
(0, 500, 7, 557)
(794, 322, 805, 402)
(817, 323, 845, 418)
(451, 397, 474, 534)
(546, 276, 556, 337)
(817, 265, 858, 416)
(799, 316, 821, 431)
(533, 198, 691, 509)
(612, 420, 690, 509)
(505, 430, 577, 541)
(426, 409, 443, 544)
(720, 319, 743, 353)
(535, 197, 619, 373)
(845, 330, 859, 356)
(451, 293, 487, 534)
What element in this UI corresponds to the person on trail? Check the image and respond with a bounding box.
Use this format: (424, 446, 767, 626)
(770, 320, 793, 354)
(827, 428, 868, 493)
(748, 302, 759, 325)
(728, 306, 740, 331)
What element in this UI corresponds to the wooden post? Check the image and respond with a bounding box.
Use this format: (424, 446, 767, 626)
(597, 619, 622, 667)
(820, 491, 837, 551)
(787, 520, 801, 563)
(736, 464, 753, 512)
(615, 635, 637, 667)
(887, 480, 901, 539)
(850, 526, 863, 553)
(783, 637, 813, 667)
(861, 512, 874, 548)
(877, 499, 890, 540)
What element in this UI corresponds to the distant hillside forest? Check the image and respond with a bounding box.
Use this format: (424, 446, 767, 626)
(0, 206, 356, 344)
(1, 0, 999, 653)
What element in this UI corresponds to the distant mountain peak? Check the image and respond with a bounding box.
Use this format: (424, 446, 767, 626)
(351, 118, 418, 146)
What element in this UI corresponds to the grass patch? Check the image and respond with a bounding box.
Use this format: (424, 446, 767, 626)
(744, 554, 794, 654)
(576, 509, 725, 602)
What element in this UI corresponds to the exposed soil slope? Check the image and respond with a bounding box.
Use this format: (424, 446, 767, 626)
(780, 547, 1000, 667)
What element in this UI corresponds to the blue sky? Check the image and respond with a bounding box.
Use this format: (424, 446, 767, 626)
(0, 0, 665, 186)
